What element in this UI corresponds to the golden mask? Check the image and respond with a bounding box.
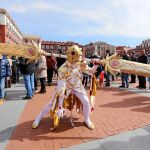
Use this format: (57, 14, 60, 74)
(66, 45, 82, 64)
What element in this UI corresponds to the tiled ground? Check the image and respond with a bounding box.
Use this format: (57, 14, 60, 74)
(6, 81, 150, 150)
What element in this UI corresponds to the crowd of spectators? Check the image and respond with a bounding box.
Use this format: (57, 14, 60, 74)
(0, 47, 150, 105)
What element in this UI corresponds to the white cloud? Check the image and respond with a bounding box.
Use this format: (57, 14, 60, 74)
(10, 3, 27, 13)
(2, 0, 150, 38)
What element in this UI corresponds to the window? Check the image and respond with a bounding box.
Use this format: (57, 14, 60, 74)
(10, 25, 12, 31)
(46, 45, 50, 50)
(6, 20, 9, 27)
(53, 45, 56, 49)
(58, 45, 61, 49)
(9, 34, 12, 39)
(6, 32, 9, 37)
(25, 39, 28, 43)
(42, 45, 45, 49)
(50, 45, 53, 49)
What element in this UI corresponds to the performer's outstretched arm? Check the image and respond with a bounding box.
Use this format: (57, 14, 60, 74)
(80, 61, 98, 76)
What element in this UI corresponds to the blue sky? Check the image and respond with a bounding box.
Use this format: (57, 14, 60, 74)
(1, 0, 150, 47)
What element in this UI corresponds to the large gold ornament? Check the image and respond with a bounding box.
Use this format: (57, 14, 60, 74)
(0, 41, 49, 61)
(97, 54, 150, 77)
(66, 45, 82, 64)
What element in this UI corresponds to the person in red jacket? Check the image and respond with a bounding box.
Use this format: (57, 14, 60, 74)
(46, 54, 57, 86)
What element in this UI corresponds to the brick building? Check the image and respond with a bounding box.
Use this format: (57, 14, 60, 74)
(0, 8, 41, 49)
(0, 8, 23, 44)
(119, 40, 150, 57)
(84, 41, 116, 58)
(116, 46, 135, 55)
(116, 46, 125, 53)
(140, 39, 150, 55)
(23, 34, 41, 48)
(41, 41, 84, 54)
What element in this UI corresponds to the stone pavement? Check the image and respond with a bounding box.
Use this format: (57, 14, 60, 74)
(0, 79, 150, 150)
(0, 79, 27, 150)
(63, 82, 150, 150)
(63, 125, 150, 150)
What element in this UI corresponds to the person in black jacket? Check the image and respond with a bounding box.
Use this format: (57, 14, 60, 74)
(136, 49, 148, 89)
(19, 57, 36, 99)
(119, 50, 129, 88)
(56, 55, 66, 69)
(129, 52, 136, 83)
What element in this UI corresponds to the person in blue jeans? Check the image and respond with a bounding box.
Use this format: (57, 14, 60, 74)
(23, 73, 35, 98)
(119, 50, 129, 88)
(19, 57, 36, 99)
(0, 55, 11, 104)
(120, 73, 129, 88)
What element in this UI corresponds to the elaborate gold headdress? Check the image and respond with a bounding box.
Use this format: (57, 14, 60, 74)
(66, 45, 82, 64)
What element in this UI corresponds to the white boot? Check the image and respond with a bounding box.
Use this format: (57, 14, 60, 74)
(145, 89, 150, 93)
(84, 120, 94, 130)
(32, 112, 43, 129)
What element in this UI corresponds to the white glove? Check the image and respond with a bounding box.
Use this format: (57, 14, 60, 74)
(57, 107, 64, 118)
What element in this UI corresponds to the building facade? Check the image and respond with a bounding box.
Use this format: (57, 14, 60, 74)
(23, 34, 41, 48)
(0, 8, 23, 44)
(84, 42, 95, 58)
(41, 41, 84, 55)
(116, 46, 125, 53)
(84, 41, 116, 58)
(140, 39, 150, 55)
(116, 46, 134, 54)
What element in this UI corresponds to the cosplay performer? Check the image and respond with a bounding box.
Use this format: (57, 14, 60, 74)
(32, 45, 98, 130)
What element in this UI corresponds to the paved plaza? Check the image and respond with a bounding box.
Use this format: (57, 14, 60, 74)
(1, 1, 150, 150)
(1, 79, 150, 150)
